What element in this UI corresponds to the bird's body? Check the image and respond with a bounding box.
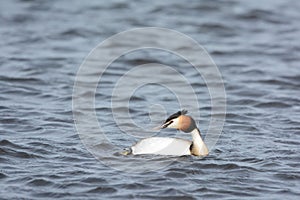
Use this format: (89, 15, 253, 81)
(126, 110, 209, 157)
(131, 137, 191, 156)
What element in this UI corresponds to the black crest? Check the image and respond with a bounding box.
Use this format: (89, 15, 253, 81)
(164, 109, 188, 123)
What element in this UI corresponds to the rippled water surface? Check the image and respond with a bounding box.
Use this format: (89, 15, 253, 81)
(1, 0, 300, 199)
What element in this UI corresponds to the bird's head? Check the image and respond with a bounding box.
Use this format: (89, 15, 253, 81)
(157, 110, 196, 133)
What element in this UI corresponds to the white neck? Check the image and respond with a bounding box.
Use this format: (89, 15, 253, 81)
(190, 128, 209, 156)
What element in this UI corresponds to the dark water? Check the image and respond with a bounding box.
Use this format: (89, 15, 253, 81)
(1, 0, 300, 199)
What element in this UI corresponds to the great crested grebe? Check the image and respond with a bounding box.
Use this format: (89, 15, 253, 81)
(124, 110, 209, 156)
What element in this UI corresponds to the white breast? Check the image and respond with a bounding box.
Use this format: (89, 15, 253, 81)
(131, 137, 191, 156)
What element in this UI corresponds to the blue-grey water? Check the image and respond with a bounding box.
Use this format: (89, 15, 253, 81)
(1, 0, 300, 199)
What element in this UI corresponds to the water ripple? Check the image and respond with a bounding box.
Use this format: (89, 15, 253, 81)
(1, 0, 300, 199)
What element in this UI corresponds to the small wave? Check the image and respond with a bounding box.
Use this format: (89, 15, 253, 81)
(274, 173, 300, 181)
(87, 186, 117, 193)
(0, 75, 46, 85)
(0, 172, 8, 179)
(0, 140, 44, 159)
(254, 102, 291, 108)
(1, 148, 42, 159)
(27, 178, 54, 187)
(165, 171, 187, 178)
(81, 177, 107, 184)
(235, 9, 286, 24)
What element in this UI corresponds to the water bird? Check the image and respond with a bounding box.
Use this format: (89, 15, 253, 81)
(124, 110, 209, 156)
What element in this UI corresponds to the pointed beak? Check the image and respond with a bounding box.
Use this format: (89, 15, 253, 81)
(152, 122, 168, 130)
